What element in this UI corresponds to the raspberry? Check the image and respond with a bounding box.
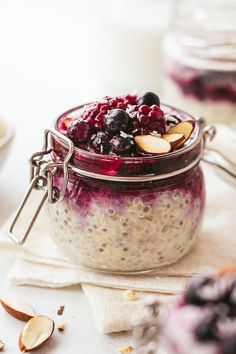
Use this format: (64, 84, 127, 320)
(79, 95, 137, 130)
(138, 105, 151, 114)
(128, 104, 166, 135)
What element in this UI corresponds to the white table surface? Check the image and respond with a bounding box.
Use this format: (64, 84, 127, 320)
(0, 1, 133, 352)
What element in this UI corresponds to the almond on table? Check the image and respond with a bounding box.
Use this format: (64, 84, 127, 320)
(19, 316, 54, 353)
(57, 321, 65, 331)
(0, 296, 36, 322)
(0, 340, 5, 351)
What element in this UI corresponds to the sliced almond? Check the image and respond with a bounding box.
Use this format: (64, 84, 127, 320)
(134, 135, 171, 154)
(0, 296, 36, 321)
(0, 340, 5, 351)
(57, 305, 65, 316)
(19, 316, 54, 352)
(57, 321, 65, 331)
(162, 133, 185, 149)
(168, 121, 195, 148)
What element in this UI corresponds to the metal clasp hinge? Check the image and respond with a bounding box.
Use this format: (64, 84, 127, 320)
(8, 128, 74, 245)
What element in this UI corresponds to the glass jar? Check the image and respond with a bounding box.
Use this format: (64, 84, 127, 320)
(163, 0, 236, 124)
(40, 103, 205, 273)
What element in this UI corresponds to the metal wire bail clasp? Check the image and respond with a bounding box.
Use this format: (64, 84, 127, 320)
(8, 128, 74, 246)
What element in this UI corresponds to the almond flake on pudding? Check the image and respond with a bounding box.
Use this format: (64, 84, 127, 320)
(168, 121, 195, 147)
(135, 135, 171, 154)
(162, 133, 185, 149)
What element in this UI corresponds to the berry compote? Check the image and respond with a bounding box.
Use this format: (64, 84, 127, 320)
(47, 93, 205, 273)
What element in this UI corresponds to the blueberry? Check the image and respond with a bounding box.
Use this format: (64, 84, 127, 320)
(103, 109, 131, 135)
(110, 135, 134, 155)
(221, 335, 236, 354)
(137, 92, 160, 107)
(89, 132, 110, 155)
(185, 276, 216, 306)
(195, 313, 218, 342)
(67, 120, 94, 144)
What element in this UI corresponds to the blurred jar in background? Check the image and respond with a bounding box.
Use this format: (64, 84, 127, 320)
(94, 0, 173, 96)
(163, 0, 236, 124)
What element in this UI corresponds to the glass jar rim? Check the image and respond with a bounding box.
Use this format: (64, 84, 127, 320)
(52, 103, 203, 180)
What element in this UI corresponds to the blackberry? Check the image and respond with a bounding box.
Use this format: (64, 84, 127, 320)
(137, 92, 160, 107)
(110, 135, 134, 155)
(89, 132, 110, 155)
(67, 120, 94, 144)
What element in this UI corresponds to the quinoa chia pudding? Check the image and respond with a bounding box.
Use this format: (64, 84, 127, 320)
(46, 92, 206, 273)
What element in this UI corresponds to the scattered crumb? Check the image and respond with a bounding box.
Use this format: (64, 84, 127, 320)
(123, 290, 137, 301)
(118, 345, 134, 353)
(57, 322, 65, 332)
(0, 340, 5, 351)
(57, 305, 65, 316)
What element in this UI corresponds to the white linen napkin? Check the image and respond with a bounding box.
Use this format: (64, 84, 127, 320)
(0, 125, 235, 333)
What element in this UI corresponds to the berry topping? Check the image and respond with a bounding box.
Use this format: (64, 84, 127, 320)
(137, 92, 160, 107)
(195, 313, 219, 341)
(89, 132, 110, 154)
(80, 95, 136, 128)
(103, 109, 132, 135)
(110, 135, 134, 156)
(67, 120, 94, 144)
(128, 104, 166, 135)
(60, 93, 195, 157)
